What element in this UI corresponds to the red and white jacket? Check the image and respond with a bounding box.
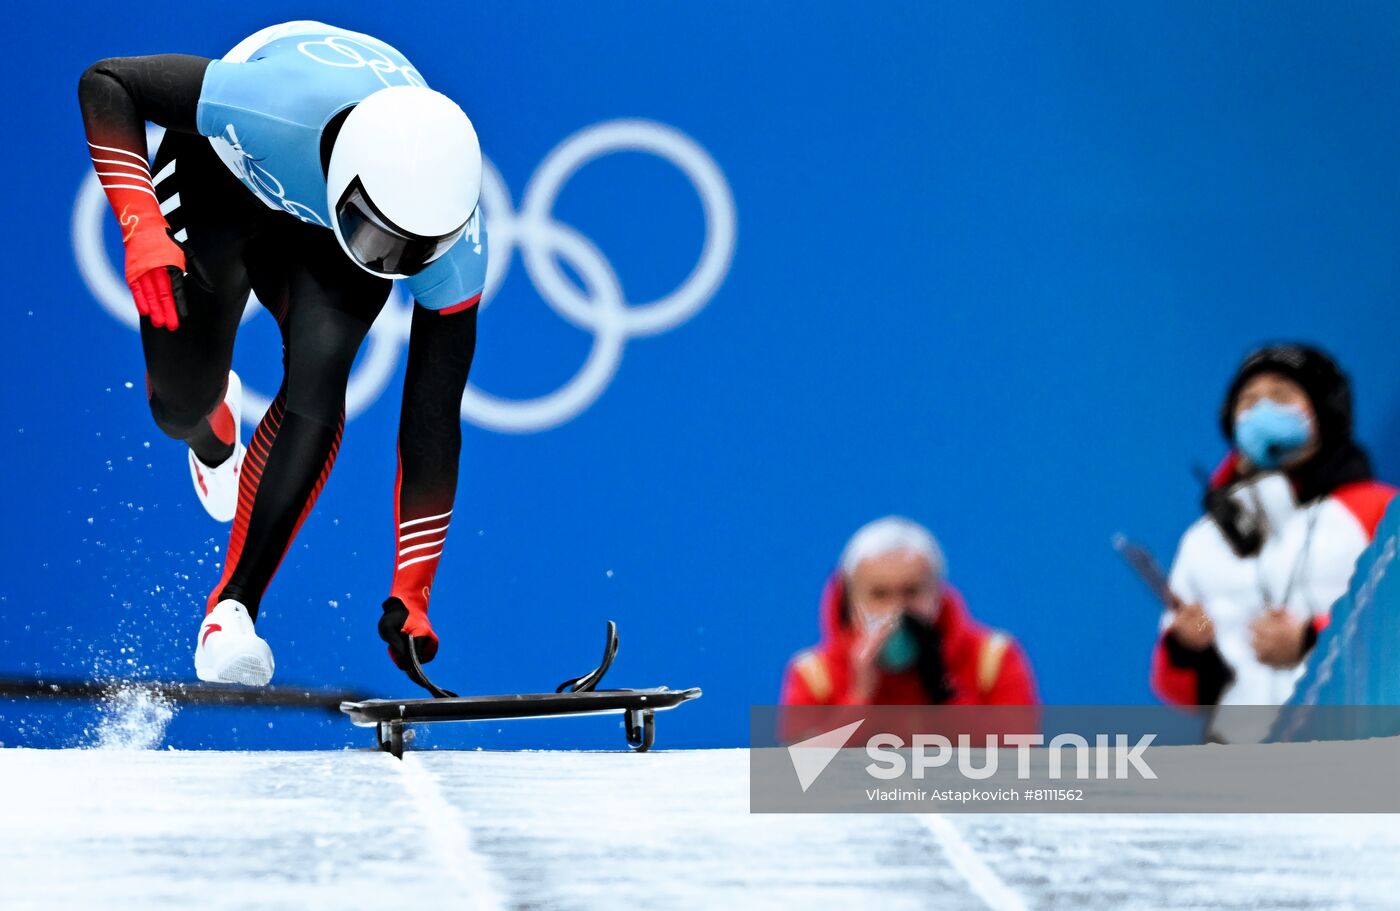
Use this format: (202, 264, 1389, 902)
(1153, 459, 1394, 715)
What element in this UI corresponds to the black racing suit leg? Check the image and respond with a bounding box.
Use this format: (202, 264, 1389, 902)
(205, 211, 393, 620)
(139, 132, 258, 466)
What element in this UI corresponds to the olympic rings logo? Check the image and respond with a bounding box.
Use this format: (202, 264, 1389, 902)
(71, 119, 736, 434)
(295, 36, 426, 90)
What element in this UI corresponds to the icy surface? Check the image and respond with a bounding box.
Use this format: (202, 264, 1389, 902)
(2, 748, 1398, 910)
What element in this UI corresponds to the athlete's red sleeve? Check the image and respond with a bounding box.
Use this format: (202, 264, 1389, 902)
(78, 55, 210, 326)
(387, 300, 479, 651)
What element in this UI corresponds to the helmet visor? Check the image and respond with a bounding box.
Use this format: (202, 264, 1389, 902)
(334, 179, 466, 277)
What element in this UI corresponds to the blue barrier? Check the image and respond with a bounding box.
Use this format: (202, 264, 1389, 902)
(1275, 500, 1400, 741)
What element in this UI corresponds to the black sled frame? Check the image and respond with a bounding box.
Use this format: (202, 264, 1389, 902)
(341, 621, 701, 758)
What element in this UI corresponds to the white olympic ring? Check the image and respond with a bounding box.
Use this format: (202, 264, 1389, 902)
(72, 119, 736, 433)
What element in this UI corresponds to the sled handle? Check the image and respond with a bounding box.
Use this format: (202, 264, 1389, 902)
(556, 621, 619, 693)
(407, 638, 458, 699)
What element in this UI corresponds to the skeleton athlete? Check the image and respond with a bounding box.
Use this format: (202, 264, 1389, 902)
(77, 21, 488, 687)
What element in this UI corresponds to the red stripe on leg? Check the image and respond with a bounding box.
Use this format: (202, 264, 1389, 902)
(205, 398, 281, 614)
(268, 413, 345, 582)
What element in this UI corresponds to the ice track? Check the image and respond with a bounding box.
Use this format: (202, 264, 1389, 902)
(2, 748, 1398, 910)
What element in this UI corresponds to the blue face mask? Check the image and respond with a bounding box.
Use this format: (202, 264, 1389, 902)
(1234, 399, 1312, 469)
(877, 618, 921, 671)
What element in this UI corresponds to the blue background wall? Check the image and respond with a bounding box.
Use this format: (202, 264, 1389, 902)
(3, 1, 1399, 749)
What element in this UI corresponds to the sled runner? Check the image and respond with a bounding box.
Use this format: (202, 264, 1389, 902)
(341, 621, 701, 758)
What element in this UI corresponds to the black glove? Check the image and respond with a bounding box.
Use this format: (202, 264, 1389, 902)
(900, 614, 955, 704)
(379, 597, 454, 697)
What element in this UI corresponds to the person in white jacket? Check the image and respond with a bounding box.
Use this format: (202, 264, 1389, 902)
(1150, 345, 1394, 742)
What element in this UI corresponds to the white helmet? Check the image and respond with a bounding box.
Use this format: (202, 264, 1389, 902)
(326, 85, 481, 278)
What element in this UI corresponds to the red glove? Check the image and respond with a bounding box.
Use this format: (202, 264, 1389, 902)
(123, 221, 188, 331)
(129, 265, 190, 331)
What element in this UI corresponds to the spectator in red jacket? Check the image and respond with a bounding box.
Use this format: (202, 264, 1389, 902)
(781, 517, 1038, 708)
